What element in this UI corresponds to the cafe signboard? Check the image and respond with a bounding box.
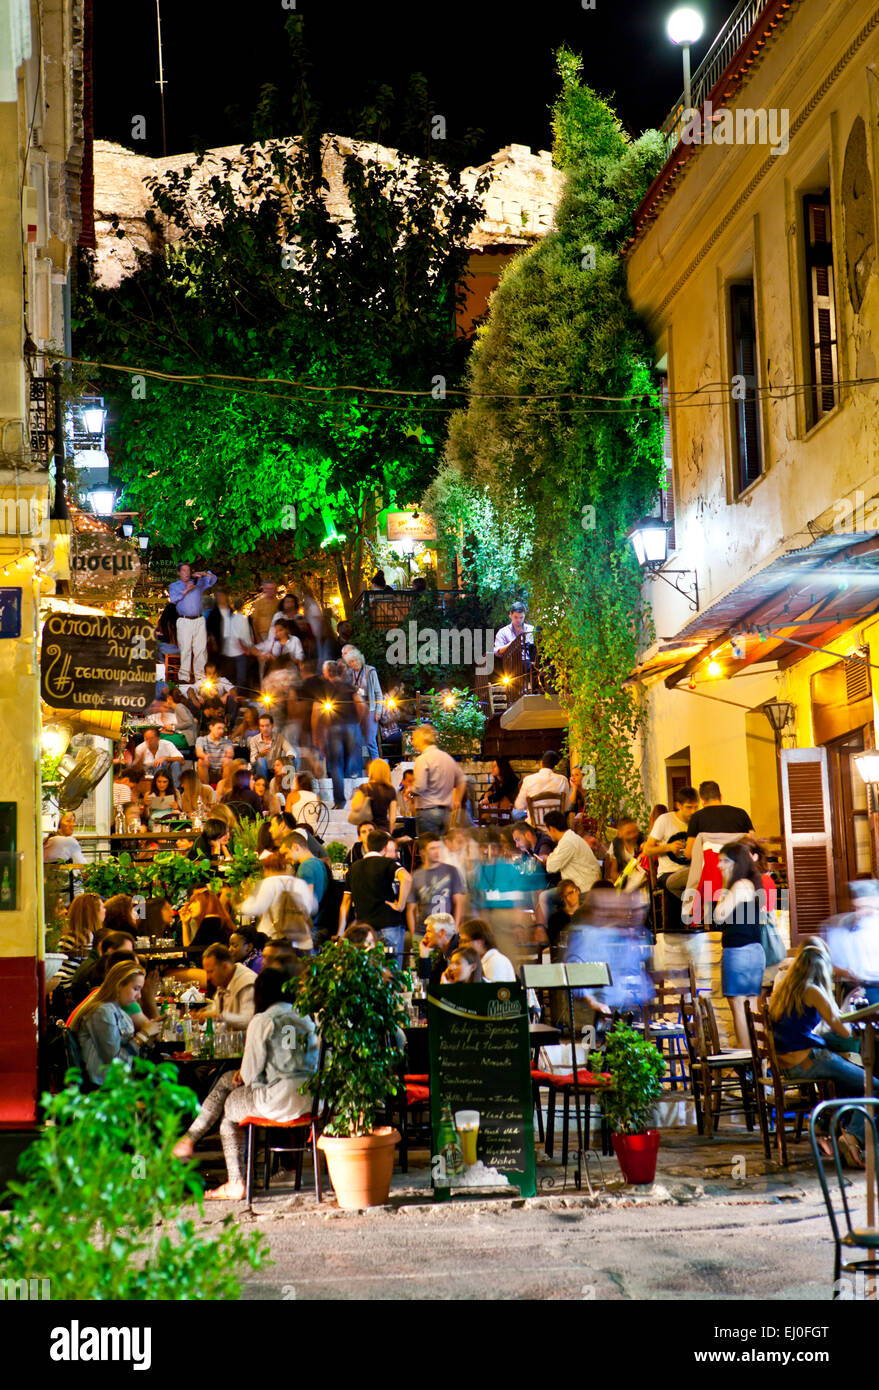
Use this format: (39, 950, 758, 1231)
(40, 612, 156, 714)
(428, 982, 537, 1199)
(386, 511, 437, 543)
(70, 533, 141, 599)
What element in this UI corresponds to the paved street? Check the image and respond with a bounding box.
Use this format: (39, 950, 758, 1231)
(186, 1128, 869, 1301)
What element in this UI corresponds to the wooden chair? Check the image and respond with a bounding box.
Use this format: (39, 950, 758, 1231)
(522, 962, 613, 1191)
(526, 793, 567, 827)
(810, 1098, 879, 1294)
(640, 966, 695, 1091)
(744, 998, 825, 1166)
(679, 992, 755, 1137)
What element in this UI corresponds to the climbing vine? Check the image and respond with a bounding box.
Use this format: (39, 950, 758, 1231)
(440, 49, 667, 833)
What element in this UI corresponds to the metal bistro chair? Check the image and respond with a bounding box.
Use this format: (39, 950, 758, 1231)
(523, 962, 613, 1192)
(639, 965, 696, 1092)
(296, 797, 329, 839)
(239, 1041, 327, 1212)
(810, 1098, 879, 1295)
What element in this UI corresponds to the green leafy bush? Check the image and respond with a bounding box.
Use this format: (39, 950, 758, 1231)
(324, 841, 349, 865)
(81, 852, 145, 900)
(419, 687, 486, 755)
(602, 1020, 665, 1135)
(293, 939, 407, 1137)
(1, 1060, 267, 1299)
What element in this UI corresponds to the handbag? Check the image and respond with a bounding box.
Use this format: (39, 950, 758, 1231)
(759, 909, 786, 967)
(347, 789, 373, 826)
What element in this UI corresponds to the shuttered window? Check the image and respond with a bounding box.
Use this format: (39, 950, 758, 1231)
(780, 747, 836, 940)
(804, 195, 839, 426)
(658, 374, 676, 551)
(730, 282, 763, 493)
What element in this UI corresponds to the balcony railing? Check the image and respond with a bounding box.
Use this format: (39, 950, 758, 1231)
(660, 0, 774, 159)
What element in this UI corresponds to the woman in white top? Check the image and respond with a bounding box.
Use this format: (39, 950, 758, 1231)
(285, 770, 321, 826)
(237, 853, 316, 931)
(459, 919, 517, 981)
(43, 812, 85, 865)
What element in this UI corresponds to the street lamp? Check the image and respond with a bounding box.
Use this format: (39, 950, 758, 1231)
(763, 700, 796, 746)
(89, 485, 116, 517)
(121, 521, 134, 539)
(136, 533, 149, 550)
(628, 517, 699, 610)
(667, 6, 704, 116)
(80, 402, 106, 436)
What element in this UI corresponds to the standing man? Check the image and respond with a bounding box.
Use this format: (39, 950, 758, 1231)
(206, 589, 253, 691)
(343, 646, 384, 767)
(410, 725, 466, 836)
(494, 600, 535, 666)
(169, 562, 216, 687)
(338, 829, 411, 964)
(250, 579, 278, 647)
(406, 835, 466, 937)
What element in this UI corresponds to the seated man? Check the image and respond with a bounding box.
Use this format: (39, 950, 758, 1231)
(192, 942, 257, 1029)
(249, 712, 296, 782)
(133, 726, 185, 792)
(512, 752, 570, 822)
(196, 719, 234, 786)
(543, 811, 601, 899)
(417, 912, 460, 991)
(512, 821, 554, 863)
(675, 780, 754, 902)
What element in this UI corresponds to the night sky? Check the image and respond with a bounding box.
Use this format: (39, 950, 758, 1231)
(93, 0, 741, 162)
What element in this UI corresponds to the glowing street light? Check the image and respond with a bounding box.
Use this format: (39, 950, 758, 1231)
(666, 7, 704, 115)
(89, 485, 116, 517)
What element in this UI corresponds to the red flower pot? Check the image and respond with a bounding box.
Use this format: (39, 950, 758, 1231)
(612, 1129, 660, 1185)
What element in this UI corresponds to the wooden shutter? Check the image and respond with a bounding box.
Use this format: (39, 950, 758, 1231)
(804, 196, 838, 423)
(780, 747, 836, 941)
(730, 282, 763, 492)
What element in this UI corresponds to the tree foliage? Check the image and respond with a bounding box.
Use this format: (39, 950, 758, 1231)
(72, 19, 489, 612)
(441, 48, 667, 830)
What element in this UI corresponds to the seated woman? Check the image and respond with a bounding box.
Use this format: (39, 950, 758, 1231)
(172, 966, 319, 1199)
(179, 769, 216, 820)
(147, 768, 181, 827)
(769, 940, 871, 1168)
(285, 770, 321, 825)
(230, 923, 266, 975)
(441, 945, 484, 984)
(53, 892, 105, 994)
(221, 767, 264, 821)
(266, 759, 291, 816)
(231, 704, 261, 746)
(479, 757, 520, 815)
(179, 887, 235, 954)
(250, 773, 270, 814)
(70, 960, 150, 1086)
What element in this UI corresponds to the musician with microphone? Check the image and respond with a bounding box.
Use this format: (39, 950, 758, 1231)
(494, 600, 536, 671)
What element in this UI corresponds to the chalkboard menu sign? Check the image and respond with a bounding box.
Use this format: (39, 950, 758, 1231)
(428, 982, 536, 1198)
(40, 613, 156, 714)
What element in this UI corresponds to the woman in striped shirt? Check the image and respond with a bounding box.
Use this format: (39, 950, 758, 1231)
(55, 893, 105, 990)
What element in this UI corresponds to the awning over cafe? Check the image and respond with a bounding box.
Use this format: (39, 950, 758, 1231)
(625, 531, 879, 689)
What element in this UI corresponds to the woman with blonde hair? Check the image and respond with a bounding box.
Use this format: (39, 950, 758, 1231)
(54, 893, 105, 991)
(70, 960, 146, 1086)
(349, 757, 397, 833)
(180, 769, 215, 818)
(769, 940, 870, 1167)
(208, 801, 239, 835)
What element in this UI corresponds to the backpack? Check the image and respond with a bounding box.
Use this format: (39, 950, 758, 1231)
(268, 888, 313, 949)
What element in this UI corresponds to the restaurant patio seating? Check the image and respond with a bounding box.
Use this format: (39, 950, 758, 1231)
(745, 998, 826, 1166)
(679, 991, 755, 1138)
(522, 962, 613, 1191)
(638, 965, 696, 1091)
(526, 793, 567, 828)
(809, 1098, 879, 1295)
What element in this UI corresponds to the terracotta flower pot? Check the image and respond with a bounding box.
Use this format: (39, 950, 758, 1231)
(317, 1126, 401, 1208)
(612, 1129, 660, 1185)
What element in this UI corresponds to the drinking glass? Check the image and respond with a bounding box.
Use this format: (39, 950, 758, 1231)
(454, 1110, 480, 1167)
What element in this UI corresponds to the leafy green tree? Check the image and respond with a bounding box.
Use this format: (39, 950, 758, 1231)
(2, 1060, 267, 1299)
(73, 20, 488, 612)
(442, 49, 667, 831)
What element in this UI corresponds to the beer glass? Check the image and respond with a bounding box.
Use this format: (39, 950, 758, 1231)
(454, 1110, 480, 1166)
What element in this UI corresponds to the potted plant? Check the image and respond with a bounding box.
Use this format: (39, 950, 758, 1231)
(81, 852, 145, 900)
(293, 939, 405, 1208)
(602, 1020, 665, 1185)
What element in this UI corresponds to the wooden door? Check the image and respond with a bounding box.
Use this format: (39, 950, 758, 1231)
(780, 747, 836, 941)
(824, 728, 874, 908)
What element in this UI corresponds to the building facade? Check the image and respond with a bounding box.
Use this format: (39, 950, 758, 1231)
(626, 0, 879, 935)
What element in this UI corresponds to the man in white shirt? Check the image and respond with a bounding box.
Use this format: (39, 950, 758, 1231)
(133, 726, 184, 791)
(494, 600, 535, 659)
(641, 787, 699, 898)
(209, 589, 254, 690)
(459, 920, 516, 981)
(513, 752, 570, 821)
(197, 944, 257, 1027)
(543, 811, 601, 893)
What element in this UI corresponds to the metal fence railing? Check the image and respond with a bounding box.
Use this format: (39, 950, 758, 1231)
(659, 0, 773, 159)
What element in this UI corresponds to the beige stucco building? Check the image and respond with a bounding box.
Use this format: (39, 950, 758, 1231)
(626, 0, 879, 936)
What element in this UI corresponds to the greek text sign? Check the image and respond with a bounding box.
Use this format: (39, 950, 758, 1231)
(40, 613, 156, 713)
